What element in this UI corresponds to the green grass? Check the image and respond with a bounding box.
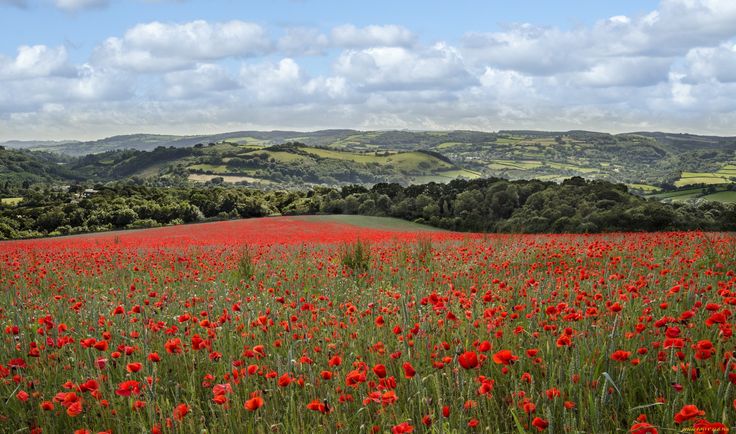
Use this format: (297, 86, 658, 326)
(297, 215, 445, 231)
(649, 186, 736, 203)
(188, 164, 230, 174)
(436, 142, 466, 149)
(411, 169, 481, 184)
(488, 160, 543, 170)
(674, 166, 736, 187)
(675, 175, 730, 187)
(188, 174, 273, 184)
(546, 162, 598, 173)
(221, 137, 269, 147)
(494, 135, 525, 144)
(652, 188, 707, 202)
(701, 191, 736, 203)
(252, 150, 312, 163)
(0, 197, 23, 205)
(304, 148, 455, 172)
(626, 183, 661, 192)
(654, 188, 706, 199)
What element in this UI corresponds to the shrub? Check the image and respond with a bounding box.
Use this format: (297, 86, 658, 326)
(235, 246, 256, 281)
(340, 239, 371, 272)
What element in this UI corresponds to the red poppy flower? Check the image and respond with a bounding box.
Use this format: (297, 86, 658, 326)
(459, 351, 479, 369)
(611, 350, 631, 362)
(492, 350, 518, 365)
(126, 362, 142, 373)
(115, 380, 141, 397)
(392, 422, 414, 434)
(693, 419, 728, 434)
(373, 364, 387, 378)
(674, 405, 705, 424)
(532, 417, 549, 431)
(306, 399, 329, 414)
(403, 362, 416, 379)
(164, 338, 183, 354)
(244, 395, 264, 411)
(630, 422, 658, 434)
(66, 401, 83, 417)
(173, 403, 189, 420)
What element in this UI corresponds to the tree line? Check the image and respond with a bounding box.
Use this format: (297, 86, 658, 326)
(0, 177, 733, 240)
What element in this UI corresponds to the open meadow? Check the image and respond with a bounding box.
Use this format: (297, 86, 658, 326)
(0, 216, 734, 433)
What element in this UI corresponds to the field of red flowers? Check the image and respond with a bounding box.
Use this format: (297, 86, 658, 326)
(1, 216, 734, 433)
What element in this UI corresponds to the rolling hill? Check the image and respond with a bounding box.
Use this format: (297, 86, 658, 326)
(2, 129, 736, 201)
(66, 141, 480, 187)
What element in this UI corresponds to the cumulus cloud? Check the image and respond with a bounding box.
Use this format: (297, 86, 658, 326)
(0, 65, 132, 114)
(239, 58, 352, 105)
(163, 63, 238, 99)
(685, 42, 736, 83)
(278, 27, 329, 56)
(331, 24, 415, 48)
(462, 0, 736, 78)
(0, 45, 73, 80)
(573, 57, 673, 88)
(334, 43, 477, 92)
(92, 20, 271, 72)
(4, 0, 736, 139)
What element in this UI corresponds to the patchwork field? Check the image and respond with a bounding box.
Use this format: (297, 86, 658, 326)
(0, 216, 734, 433)
(675, 165, 736, 187)
(652, 185, 736, 203)
(0, 197, 23, 206)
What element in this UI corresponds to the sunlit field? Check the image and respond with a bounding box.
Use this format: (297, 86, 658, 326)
(1, 216, 734, 433)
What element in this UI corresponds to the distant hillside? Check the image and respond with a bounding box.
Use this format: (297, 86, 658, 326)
(68, 141, 480, 187)
(1, 130, 360, 156)
(3, 129, 736, 199)
(0, 147, 81, 187)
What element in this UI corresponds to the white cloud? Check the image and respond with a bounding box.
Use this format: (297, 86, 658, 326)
(0, 65, 132, 114)
(334, 43, 477, 91)
(4, 1, 736, 139)
(238, 58, 352, 105)
(669, 72, 695, 106)
(462, 0, 736, 77)
(163, 63, 238, 98)
(278, 27, 329, 56)
(54, 0, 108, 11)
(0, 45, 72, 80)
(92, 20, 271, 72)
(685, 42, 736, 83)
(462, 25, 587, 76)
(331, 24, 415, 48)
(573, 57, 672, 88)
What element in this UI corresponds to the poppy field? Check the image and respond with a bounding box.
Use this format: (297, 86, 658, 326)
(0, 216, 735, 433)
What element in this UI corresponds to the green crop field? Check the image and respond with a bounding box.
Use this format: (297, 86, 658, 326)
(187, 174, 272, 184)
(701, 191, 736, 203)
(188, 164, 230, 174)
(0, 197, 23, 205)
(297, 214, 445, 231)
(626, 183, 661, 192)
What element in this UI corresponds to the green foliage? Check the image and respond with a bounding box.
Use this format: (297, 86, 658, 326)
(0, 177, 735, 239)
(234, 246, 256, 281)
(414, 235, 433, 265)
(4, 129, 736, 193)
(340, 240, 371, 273)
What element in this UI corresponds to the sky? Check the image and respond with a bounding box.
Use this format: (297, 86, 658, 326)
(0, 0, 735, 141)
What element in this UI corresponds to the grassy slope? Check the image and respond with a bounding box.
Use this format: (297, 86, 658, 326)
(183, 144, 472, 185)
(295, 215, 446, 231)
(701, 191, 736, 203)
